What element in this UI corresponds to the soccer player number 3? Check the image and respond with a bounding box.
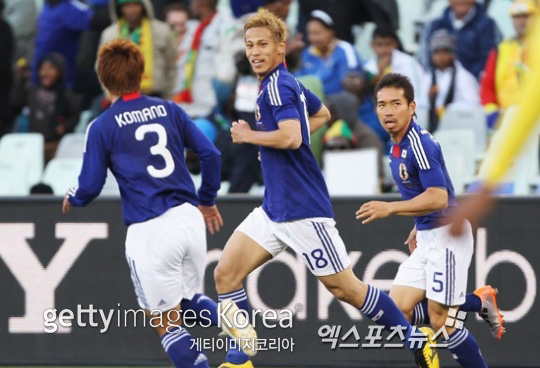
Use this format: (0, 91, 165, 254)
(135, 123, 175, 178)
(302, 249, 329, 270)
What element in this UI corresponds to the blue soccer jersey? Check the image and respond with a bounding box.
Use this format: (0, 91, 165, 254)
(256, 63, 334, 222)
(389, 121, 456, 230)
(68, 93, 221, 225)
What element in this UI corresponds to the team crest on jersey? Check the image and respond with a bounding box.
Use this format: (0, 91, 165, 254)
(401, 149, 407, 158)
(399, 163, 409, 181)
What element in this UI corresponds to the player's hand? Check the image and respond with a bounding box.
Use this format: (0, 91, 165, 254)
(356, 201, 393, 224)
(230, 120, 251, 144)
(404, 226, 417, 253)
(447, 186, 494, 236)
(198, 204, 223, 235)
(62, 194, 71, 213)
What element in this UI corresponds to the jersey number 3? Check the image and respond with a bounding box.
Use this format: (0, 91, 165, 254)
(135, 123, 175, 178)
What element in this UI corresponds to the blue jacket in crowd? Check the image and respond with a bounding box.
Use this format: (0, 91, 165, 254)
(420, 3, 501, 79)
(32, 0, 93, 87)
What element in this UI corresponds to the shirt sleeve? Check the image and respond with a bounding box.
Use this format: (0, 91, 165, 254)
(175, 105, 221, 206)
(410, 133, 447, 189)
(68, 120, 108, 206)
(304, 87, 323, 116)
(269, 80, 301, 123)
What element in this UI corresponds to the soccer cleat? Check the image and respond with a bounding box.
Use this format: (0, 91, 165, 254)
(415, 327, 440, 368)
(474, 285, 505, 340)
(218, 361, 254, 368)
(218, 299, 258, 356)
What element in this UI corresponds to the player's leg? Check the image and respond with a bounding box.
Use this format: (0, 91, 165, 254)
(214, 207, 284, 357)
(410, 287, 505, 339)
(425, 222, 488, 368)
(280, 218, 438, 367)
(182, 233, 253, 368)
(125, 204, 210, 368)
(389, 285, 426, 323)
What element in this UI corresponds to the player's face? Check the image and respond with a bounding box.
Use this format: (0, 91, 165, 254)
(376, 87, 415, 141)
(245, 27, 285, 78)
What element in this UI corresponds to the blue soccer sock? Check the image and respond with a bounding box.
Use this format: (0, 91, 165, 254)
(181, 293, 219, 326)
(359, 284, 418, 353)
(161, 327, 209, 368)
(459, 294, 482, 312)
(412, 299, 430, 325)
(218, 288, 251, 314)
(445, 328, 488, 368)
(217, 288, 251, 364)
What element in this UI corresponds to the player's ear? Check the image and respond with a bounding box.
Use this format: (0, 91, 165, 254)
(278, 40, 286, 56)
(409, 100, 416, 115)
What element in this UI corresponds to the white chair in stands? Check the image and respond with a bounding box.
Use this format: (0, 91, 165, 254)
(42, 158, 83, 196)
(323, 148, 379, 195)
(438, 104, 487, 156)
(0, 133, 44, 191)
(434, 129, 477, 194)
(55, 133, 86, 158)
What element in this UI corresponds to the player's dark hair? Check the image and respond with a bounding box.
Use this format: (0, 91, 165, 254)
(374, 73, 415, 104)
(97, 39, 144, 96)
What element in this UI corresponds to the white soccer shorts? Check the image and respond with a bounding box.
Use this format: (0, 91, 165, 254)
(236, 206, 351, 276)
(393, 221, 474, 306)
(125, 203, 206, 312)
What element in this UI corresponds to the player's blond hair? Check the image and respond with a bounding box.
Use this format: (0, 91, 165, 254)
(244, 8, 287, 44)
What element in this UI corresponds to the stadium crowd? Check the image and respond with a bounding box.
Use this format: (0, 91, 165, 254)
(0, 0, 537, 195)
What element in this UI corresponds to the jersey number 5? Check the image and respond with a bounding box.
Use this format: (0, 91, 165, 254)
(135, 123, 175, 178)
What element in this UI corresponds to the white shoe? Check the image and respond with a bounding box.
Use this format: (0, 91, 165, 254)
(218, 299, 258, 356)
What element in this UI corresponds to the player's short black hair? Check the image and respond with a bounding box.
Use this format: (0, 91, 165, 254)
(374, 73, 415, 104)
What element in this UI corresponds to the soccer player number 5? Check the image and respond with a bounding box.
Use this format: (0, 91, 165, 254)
(135, 123, 175, 178)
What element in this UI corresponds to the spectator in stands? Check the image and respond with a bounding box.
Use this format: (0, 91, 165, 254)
(173, 0, 240, 118)
(11, 53, 81, 162)
(4, 0, 37, 64)
(32, 0, 93, 89)
(165, 2, 190, 60)
(480, 0, 536, 129)
(418, 29, 480, 132)
(0, 0, 14, 137)
(75, 0, 113, 110)
(324, 92, 385, 188)
(364, 25, 425, 96)
(100, 0, 176, 99)
(420, 0, 501, 79)
(342, 69, 391, 151)
(296, 10, 363, 96)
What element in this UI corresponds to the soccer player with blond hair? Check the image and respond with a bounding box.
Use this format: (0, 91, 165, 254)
(213, 9, 438, 368)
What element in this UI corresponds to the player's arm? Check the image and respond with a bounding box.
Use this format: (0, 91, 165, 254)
(177, 105, 223, 233)
(356, 187, 448, 224)
(357, 134, 448, 223)
(231, 118, 302, 149)
(231, 81, 307, 149)
(309, 104, 331, 134)
(63, 121, 108, 212)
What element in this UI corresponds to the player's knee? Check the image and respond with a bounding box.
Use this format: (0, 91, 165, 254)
(327, 285, 354, 304)
(214, 262, 240, 290)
